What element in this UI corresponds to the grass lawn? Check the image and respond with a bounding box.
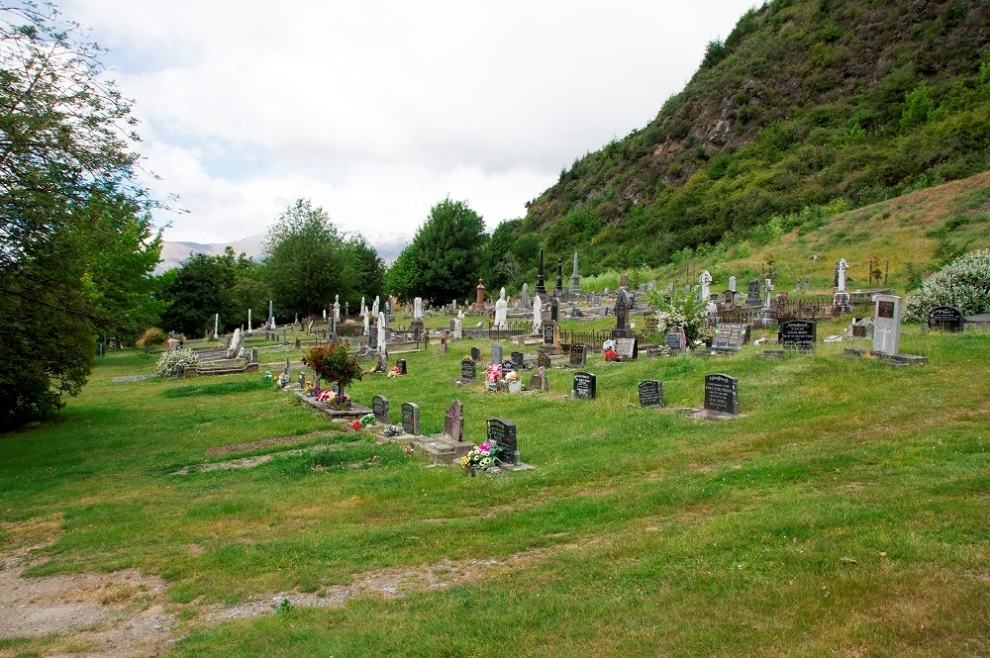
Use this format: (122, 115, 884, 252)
(2, 321, 989, 656)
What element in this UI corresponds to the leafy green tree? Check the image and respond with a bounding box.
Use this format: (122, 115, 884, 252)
(408, 198, 487, 303)
(159, 252, 237, 337)
(343, 235, 386, 309)
(385, 244, 418, 303)
(0, 2, 163, 428)
(264, 199, 350, 317)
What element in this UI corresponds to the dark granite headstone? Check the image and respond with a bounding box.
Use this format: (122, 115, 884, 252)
(460, 358, 477, 381)
(745, 279, 761, 307)
(543, 323, 555, 345)
(397, 359, 407, 375)
(638, 380, 664, 407)
(486, 418, 518, 464)
(569, 344, 587, 367)
(372, 395, 389, 425)
(928, 306, 964, 332)
(401, 402, 420, 435)
(704, 374, 739, 415)
(471, 346, 481, 361)
(444, 400, 463, 442)
(511, 351, 525, 368)
(778, 320, 817, 350)
(573, 372, 597, 399)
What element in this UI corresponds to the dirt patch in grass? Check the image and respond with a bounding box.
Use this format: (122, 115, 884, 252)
(205, 430, 341, 457)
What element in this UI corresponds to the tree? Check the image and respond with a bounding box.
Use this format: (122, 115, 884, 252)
(264, 199, 349, 318)
(408, 198, 487, 304)
(0, 2, 163, 428)
(159, 252, 237, 337)
(343, 235, 385, 310)
(385, 244, 417, 303)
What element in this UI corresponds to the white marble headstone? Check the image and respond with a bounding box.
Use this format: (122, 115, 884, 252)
(872, 294, 902, 355)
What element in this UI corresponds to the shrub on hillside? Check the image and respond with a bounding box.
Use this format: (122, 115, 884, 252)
(155, 348, 200, 377)
(904, 250, 990, 322)
(135, 327, 167, 348)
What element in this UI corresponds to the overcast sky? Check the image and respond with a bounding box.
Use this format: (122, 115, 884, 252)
(60, 0, 757, 245)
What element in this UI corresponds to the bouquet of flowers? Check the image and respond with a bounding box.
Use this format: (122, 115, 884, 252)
(461, 440, 504, 473)
(485, 363, 503, 384)
(604, 348, 618, 361)
(350, 415, 375, 431)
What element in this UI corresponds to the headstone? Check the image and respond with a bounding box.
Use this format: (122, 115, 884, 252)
(569, 344, 587, 367)
(537, 351, 552, 370)
(711, 323, 747, 351)
(397, 359, 407, 375)
(511, 351, 524, 369)
(704, 374, 739, 415)
(728, 276, 737, 293)
(928, 306, 964, 332)
(401, 402, 421, 435)
(461, 358, 477, 381)
(490, 343, 504, 365)
(638, 380, 664, 407)
(615, 337, 638, 360)
(570, 252, 581, 294)
(453, 318, 463, 340)
(372, 395, 390, 425)
(666, 326, 687, 351)
(745, 279, 761, 307)
(521, 282, 530, 309)
(443, 400, 463, 442)
(543, 323, 555, 345)
(572, 371, 597, 399)
(872, 294, 902, 355)
(439, 336, 448, 354)
(528, 372, 548, 392)
(377, 312, 388, 355)
(550, 297, 559, 323)
(699, 270, 712, 301)
(778, 320, 817, 350)
(471, 346, 481, 361)
(494, 293, 508, 330)
(531, 295, 543, 335)
(486, 418, 518, 465)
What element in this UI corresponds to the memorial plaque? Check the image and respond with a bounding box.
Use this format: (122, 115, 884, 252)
(573, 372, 597, 399)
(877, 301, 895, 319)
(460, 358, 477, 381)
(569, 344, 587, 367)
(401, 402, 420, 435)
(638, 380, 664, 407)
(490, 343, 503, 365)
(778, 320, 816, 350)
(511, 351, 525, 368)
(470, 346, 481, 361)
(537, 351, 552, 370)
(704, 374, 739, 415)
(486, 418, 518, 461)
(666, 326, 686, 351)
(712, 324, 745, 351)
(928, 306, 964, 332)
(372, 395, 389, 425)
(615, 337, 638, 360)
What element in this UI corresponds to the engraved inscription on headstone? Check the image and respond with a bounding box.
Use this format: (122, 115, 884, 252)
(638, 380, 664, 407)
(572, 371, 597, 399)
(401, 402, 420, 435)
(511, 351, 525, 368)
(928, 306, 964, 332)
(615, 337, 637, 360)
(778, 320, 816, 350)
(704, 374, 739, 415)
(372, 395, 389, 425)
(569, 344, 587, 367)
(486, 418, 518, 464)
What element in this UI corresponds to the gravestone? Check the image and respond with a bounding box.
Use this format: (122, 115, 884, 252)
(537, 351, 552, 370)
(711, 324, 746, 351)
(490, 343, 504, 365)
(372, 395, 390, 425)
(460, 358, 477, 381)
(471, 346, 481, 361)
(638, 380, 664, 407)
(704, 374, 739, 415)
(872, 294, 902, 355)
(486, 418, 519, 465)
(443, 400, 463, 442)
(745, 279, 761, 307)
(401, 402, 421, 435)
(569, 344, 587, 367)
(928, 306, 964, 332)
(615, 337, 638, 360)
(528, 372, 549, 392)
(666, 326, 687, 351)
(543, 323, 555, 345)
(572, 372, 597, 399)
(397, 359, 407, 375)
(778, 320, 817, 350)
(511, 351, 525, 369)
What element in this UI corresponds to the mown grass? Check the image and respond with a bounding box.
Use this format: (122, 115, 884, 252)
(1, 323, 988, 656)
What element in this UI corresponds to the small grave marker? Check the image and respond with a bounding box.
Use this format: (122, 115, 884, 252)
(666, 326, 687, 351)
(572, 372, 597, 399)
(490, 343, 503, 365)
(397, 359, 407, 375)
(704, 374, 739, 415)
(460, 358, 477, 381)
(372, 395, 389, 425)
(528, 372, 548, 392)
(401, 402, 421, 435)
(486, 418, 518, 465)
(511, 351, 525, 369)
(470, 346, 481, 361)
(638, 380, 664, 407)
(712, 324, 747, 351)
(537, 351, 552, 370)
(928, 306, 964, 332)
(569, 344, 587, 367)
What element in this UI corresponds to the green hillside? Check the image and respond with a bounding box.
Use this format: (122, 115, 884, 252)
(520, 0, 990, 272)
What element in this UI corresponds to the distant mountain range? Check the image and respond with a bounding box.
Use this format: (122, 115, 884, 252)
(156, 232, 410, 274)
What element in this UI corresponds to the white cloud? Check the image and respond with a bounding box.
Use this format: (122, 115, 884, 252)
(62, 0, 757, 243)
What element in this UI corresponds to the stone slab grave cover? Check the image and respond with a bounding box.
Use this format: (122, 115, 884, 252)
(711, 324, 748, 351)
(928, 306, 965, 332)
(569, 344, 587, 367)
(666, 326, 687, 351)
(778, 320, 817, 350)
(638, 380, 664, 407)
(460, 358, 477, 381)
(704, 374, 739, 415)
(490, 343, 504, 365)
(615, 337, 637, 361)
(572, 371, 597, 399)
(486, 418, 520, 466)
(372, 394, 390, 425)
(401, 402, 421, 435)
(872, 295, 902, 355)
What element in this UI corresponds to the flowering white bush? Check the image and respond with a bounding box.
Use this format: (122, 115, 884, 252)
(646, 287, 713, 345)
(904, 250, 990, 322)
(155, 348, 200, 377)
